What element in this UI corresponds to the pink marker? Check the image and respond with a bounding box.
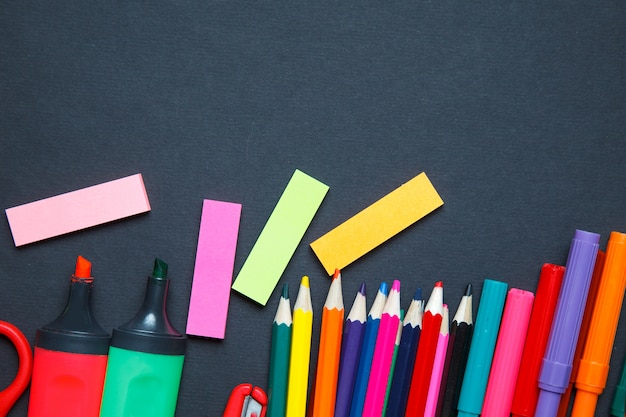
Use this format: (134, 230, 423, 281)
(424, 304, 450, 417)
(186, 199, 242, 339)
(5, 173, 150, 246)
(482, 288, 534, 417)
(363, 280, 401, 417)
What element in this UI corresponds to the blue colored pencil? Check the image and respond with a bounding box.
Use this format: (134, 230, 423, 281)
(385, 288, 423, 417)
(334, 283, 367, 417)
(349, 282, 388, 417)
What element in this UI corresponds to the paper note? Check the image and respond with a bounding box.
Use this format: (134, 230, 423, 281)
(5, 173, 151, 246)
(232, 169, 329, 305)
(310, 172, 443, 275)
(186, 199, 242, 339)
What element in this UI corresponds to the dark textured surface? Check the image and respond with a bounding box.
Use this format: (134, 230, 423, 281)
(1, 2, 625, 416)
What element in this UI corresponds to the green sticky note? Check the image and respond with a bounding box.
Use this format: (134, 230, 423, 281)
(232, 170, 329, 305)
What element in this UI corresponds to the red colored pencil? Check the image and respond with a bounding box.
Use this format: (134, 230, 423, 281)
(405, 281, 444, 417)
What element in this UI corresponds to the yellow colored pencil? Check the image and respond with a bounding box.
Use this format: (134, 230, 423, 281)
(286, 276, 314, 417)
(312, 269, 345, 417)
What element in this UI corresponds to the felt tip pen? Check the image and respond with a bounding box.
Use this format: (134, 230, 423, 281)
(571, 231, 626, 417)
(99, 258, 187, 417)
(457, 279, 508, 417)
(27, 256, 110, 417)
(535, 229, 600, 417)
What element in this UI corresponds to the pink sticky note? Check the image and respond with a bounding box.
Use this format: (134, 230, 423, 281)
(5, 173, 151, 246)
(186, 199, 242, 339)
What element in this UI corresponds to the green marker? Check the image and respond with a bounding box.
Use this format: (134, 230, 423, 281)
(99, 258, 187, 417)
(611, 355, 626, 417)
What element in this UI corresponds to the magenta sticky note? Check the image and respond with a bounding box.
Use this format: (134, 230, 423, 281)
(186, 199, 242, 339)
(5, 173, 151, 246)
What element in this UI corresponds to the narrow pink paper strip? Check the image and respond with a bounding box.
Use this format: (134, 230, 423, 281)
(186, 199, 242, 339)
(5, 173, 150, 246)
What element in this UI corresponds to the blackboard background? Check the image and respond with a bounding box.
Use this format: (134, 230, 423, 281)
(1, 2, 625, 416)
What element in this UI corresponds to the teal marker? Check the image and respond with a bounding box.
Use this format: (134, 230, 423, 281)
(610, 355, 626, 417)
(99, 258, 187, 417)
(456, 279, 508, 417)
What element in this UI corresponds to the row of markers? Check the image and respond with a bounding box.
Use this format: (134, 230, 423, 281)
(264, 229, 626, 417)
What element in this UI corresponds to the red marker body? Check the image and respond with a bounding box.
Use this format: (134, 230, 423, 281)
(511, 264, 565, 417)
(27, 256, 110, 417)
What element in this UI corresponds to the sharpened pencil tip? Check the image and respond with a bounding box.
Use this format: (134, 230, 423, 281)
(333, 268, 341, 279)
(359, 282, 366, 296)
(391, 280, 400, 292)
(465, 282, 472, 296)
(282, 283, 289, 299)
(379, 281, 388, 295)
(301, 275, 309, 288)
(413, 287, 422, 301)
(435, 281, 443, 288)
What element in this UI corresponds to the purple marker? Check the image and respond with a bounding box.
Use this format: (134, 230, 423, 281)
(334, 283, 367, 417)
(535, 229, 600, 417)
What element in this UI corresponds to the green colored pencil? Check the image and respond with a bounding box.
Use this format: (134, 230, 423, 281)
(268, 284, 293, 417)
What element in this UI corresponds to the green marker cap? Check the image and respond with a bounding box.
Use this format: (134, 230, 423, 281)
(110, 258, 186, 355)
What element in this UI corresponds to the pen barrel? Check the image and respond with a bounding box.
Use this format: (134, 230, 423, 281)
(575, 232, 626, 396)
(99, 347, 185, 417)
(538, 231, 599, 398)
(27, 348, 108, 417)
(457, 279, 508, 417)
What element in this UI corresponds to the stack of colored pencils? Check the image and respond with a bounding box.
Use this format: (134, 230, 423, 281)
(261, 227, 626, 417)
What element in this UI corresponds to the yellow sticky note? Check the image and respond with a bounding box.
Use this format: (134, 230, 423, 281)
(310, 172, 443, 275)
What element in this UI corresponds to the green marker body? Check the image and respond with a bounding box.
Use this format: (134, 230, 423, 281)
(100, 259, 187, 417)
(100, 347, 184, 416)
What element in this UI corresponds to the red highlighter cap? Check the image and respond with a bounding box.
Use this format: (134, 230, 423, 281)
(511, 264, 565, 417)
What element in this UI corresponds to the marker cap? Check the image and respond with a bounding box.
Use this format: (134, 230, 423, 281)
(35, 256, 109, 355)
(110, 258, 187, 355)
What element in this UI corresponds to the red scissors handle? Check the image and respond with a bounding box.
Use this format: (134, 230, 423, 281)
(223, 383, 267, 417)
(0, 320, 33, 417)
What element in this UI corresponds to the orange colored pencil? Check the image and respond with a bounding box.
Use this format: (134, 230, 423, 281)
(311, 269, 345, 417)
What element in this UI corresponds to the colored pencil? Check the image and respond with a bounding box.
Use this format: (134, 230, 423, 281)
(457, 279, 508, 417)
(572, 231, 626, 417)
(335, 283, 367, 417)
(424, 304, 449, 417)
(405, 281, 444, 417)
(312, 269, 345, 417)
(385, 288, 423, 417)
(286, 276, 314, 417)
(535, 230, 599, 417)
(349, 282, 388, 417)
(382, 309, 404, 417)
(268, 284, 293, 417)
(481, 289, 534, 417)
(437, 283, 473, 417)
(556, 250, 605, 417)
(511, 264, 565, 417)
(363, 280, 402, 417)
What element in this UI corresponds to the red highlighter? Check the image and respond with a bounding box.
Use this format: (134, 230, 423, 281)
(27, 256, 110, 417)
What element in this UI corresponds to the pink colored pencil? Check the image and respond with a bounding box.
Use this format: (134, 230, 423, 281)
(424, 305, 450, 417)
(363, 280, 401, 417)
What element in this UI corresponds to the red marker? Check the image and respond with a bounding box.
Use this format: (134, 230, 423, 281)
(405, 281, 444, 417)
(27, 256, 110, 417)
(511, 264, 565, 417)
